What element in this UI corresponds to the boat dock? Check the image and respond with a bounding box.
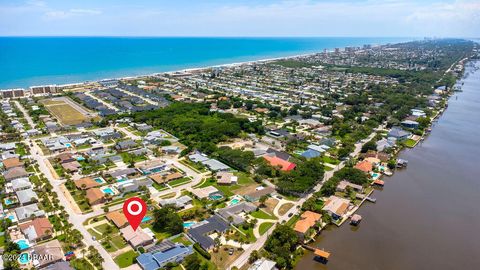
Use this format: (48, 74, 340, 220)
(302, 244, 331, 262)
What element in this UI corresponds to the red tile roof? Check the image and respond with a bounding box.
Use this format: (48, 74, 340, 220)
(263, 155, 296, 171)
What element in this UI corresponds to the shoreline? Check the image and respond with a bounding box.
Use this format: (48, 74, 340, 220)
(1, 38, 412, 90)
(296, 58, 474, 268)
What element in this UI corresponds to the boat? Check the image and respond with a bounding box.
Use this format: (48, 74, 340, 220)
(350, 214, 362, 225)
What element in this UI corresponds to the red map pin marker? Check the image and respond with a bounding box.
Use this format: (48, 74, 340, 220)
(123, 197, 147, 231)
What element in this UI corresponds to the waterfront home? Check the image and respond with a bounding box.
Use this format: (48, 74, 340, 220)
(217, 202, 257, 225)
(120, 226, 154, 249)
(249, 258, 277, 270)
(33, 239, 65, 268)
(336, 180, 364, 193)
(322, 196, 350, 220)
(376, 137, 396, 152)
(388, 127, 411, 141)
(19, 217, 53, 242)
(106, 210, 129, 228)
(85, 188, 106, 205)
(14, 204, 46, 222)
(187, 215, 229, 250)
(411, 109, 426, 118)
(354, 160, 373, 173)
(294, 211, 322, 243)
(216, 171, 238, 185)
(263, 155, 296, 171)
(137, 241, 193, 270)
(401, 120, 419, 129)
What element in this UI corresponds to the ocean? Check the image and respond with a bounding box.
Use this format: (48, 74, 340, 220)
(0, 37, 412, 89)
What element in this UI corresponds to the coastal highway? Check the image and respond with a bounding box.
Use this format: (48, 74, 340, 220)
(228, 129, 380, 270)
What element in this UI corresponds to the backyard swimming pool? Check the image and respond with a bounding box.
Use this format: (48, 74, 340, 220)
(64, 143, 72, 148)
(4, 198, 15, 205)
(18, 253, 30, 264)
(76, 156, 85, 161)
(94, 177, 105, 184)
(101, 187, 116, 195)
(142, 216, 152, 223)
(209, 194, 223, 200)
(16, 239, 30, 250)
(183, 221, 197, 228)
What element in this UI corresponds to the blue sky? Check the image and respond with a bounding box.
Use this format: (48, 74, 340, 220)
(0, 0, 479, 37)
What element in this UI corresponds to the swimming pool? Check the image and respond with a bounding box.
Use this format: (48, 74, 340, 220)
(229, 198, 240, 205)
(8, 215, 15, 221)
(16, 239, 30, 250)
(94, 177, 105, 184)
(183, 221, 197, 228)
(64, 143, 72, 148)
(4, 198, 15, 205)
(142, 216, 152, 223)
(18, 253, 30, 264)
(76, 156, 85, 161)
(371, 173, 380, 179)
(101, 187, 115, 195)
(209, 194, 223, 200)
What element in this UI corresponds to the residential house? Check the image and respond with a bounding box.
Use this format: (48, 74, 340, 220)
(190, 186, 220, 200)
(19, 217, 53, 242)
(336, 180, 364, 193)
(294, 211, 322, 243)
(244, 187, 276, 202)
(120, 226, 155, 249)
(216, 172, 238, 185)
(217, 202, 257, 225)
(401, 120, 419, 129)
(115, 140, 137, 151)
(14, 204, 45, 222)
(106, 210, 128, 228)
(322, 196, 350, 219)
(355, 160, 373, 173)
(187, 215, 229, 250)
(74, 177, 100, 190)
(388, 127, 411, 141)
(137, 241, 193, 270)
(263, 155, 296, 171)
(16, 189, 38, 205)
(3, 167, 29, 181)
(249, 258, 277, 270)
(9, 178, 32, 192)
(86, 188, 106, 205)
(158, 195, 193, 210)
(2, 157, 24, 170)
(32, 240, 64, 268)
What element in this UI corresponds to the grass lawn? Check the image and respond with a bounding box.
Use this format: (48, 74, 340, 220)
(114, 250, 139, 268)
(94, 223, 119, 234)
(0, 235, 5, 247)
(259, 222, 274, 235)
(179, 159, 207, 173)
(169, 177, 192, 187)
(286, 214, 300, 227)
(196, 178, 235, 197)
(404, 138, 417, 148)
(322, 156, 340, 165)
(250, 210, 277, 220)
(236, 226, 256, 243)
(70, 258, 94, 270)
(152, 182, 169, 191)
(170, 234, 193, 246)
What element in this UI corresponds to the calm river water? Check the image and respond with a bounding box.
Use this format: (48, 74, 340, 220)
(296, 60, 480, 270)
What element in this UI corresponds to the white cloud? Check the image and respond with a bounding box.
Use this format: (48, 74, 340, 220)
(43, 8, 102, 20)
